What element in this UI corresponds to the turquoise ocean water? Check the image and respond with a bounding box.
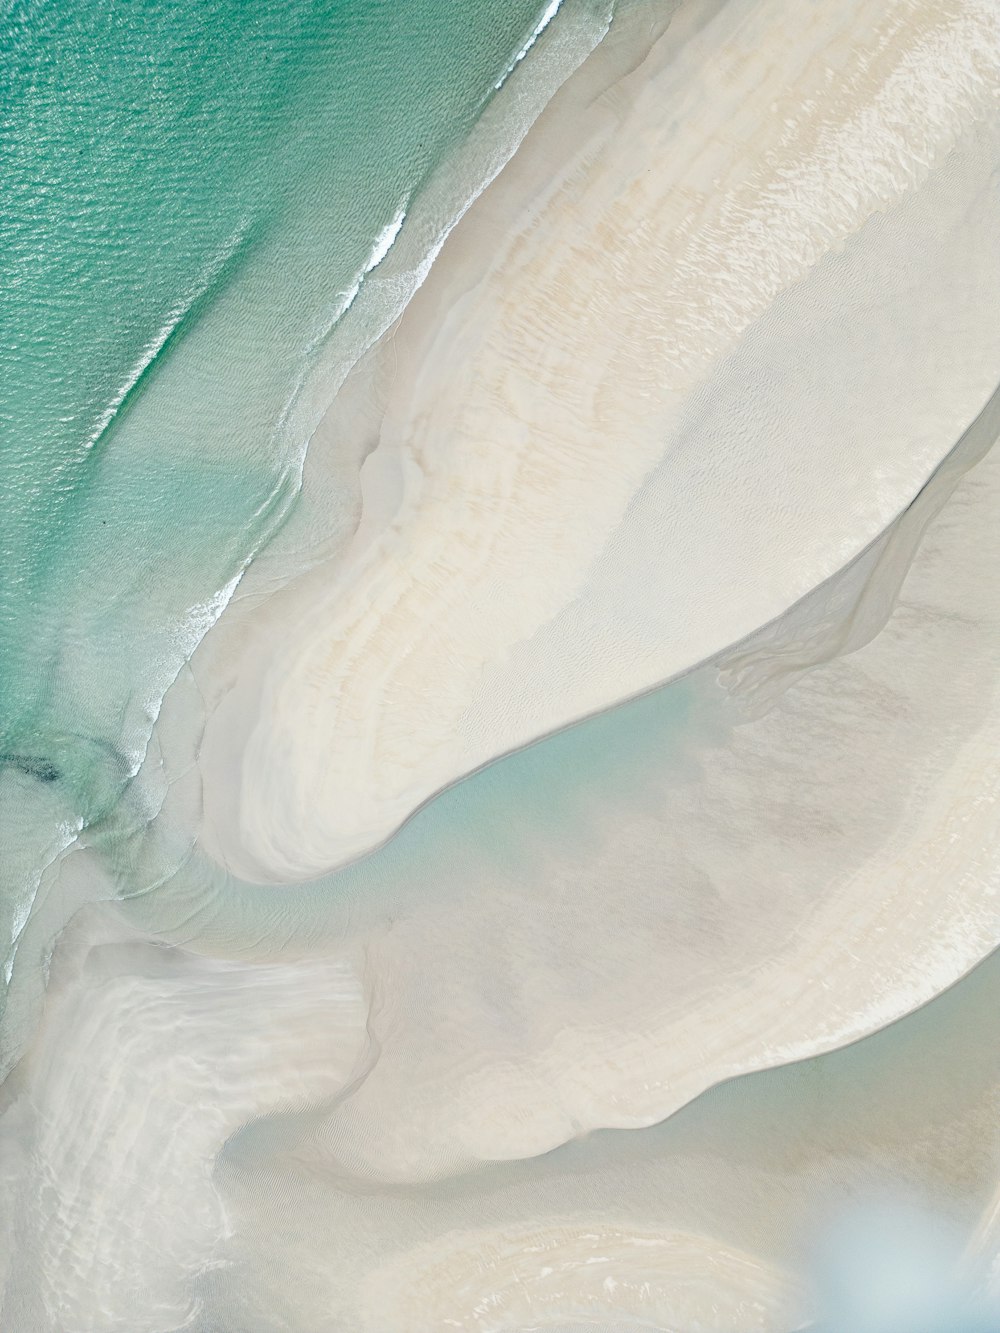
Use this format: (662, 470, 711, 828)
(0, 0, 611, 1051)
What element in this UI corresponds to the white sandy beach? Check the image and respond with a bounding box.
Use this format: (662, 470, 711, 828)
(196, 0, 1000, 881)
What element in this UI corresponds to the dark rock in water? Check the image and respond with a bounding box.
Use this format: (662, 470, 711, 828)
(0, 753, 60, 783)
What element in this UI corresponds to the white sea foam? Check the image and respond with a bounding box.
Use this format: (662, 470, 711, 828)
(495, 0, 565, 90)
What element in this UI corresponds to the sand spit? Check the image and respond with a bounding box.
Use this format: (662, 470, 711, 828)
(198, 0, 1000, 880)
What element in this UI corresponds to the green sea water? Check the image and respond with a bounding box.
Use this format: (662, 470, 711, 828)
(0, 0, 608, 1026)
